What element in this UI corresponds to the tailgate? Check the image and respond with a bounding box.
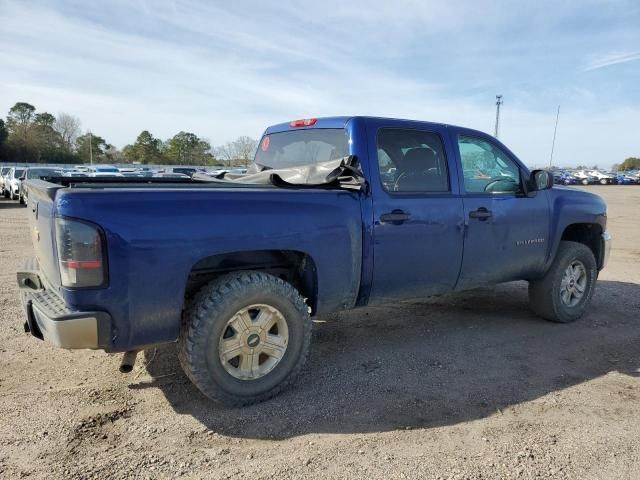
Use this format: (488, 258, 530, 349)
(25, 179, 64, 290)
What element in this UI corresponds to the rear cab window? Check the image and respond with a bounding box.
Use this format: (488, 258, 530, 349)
(254, 129, 349, 170)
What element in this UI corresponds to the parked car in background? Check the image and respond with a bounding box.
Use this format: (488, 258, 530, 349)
(553, 171, 579, 185)
(0, 167, 11, 196)
(160, 167, 199, 177)
(152, 172, 191, 178)
(614, 174, 637, 185)
(89, 165, 122, 177)
(19, 167, 62, 204)
(63, 169, 88, 178)
(587, 170, 614, 185)
(573, 170, 600, 185)
(4, 167, 25, 200)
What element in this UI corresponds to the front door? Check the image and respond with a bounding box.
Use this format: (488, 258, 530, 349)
(369, 125, 465, 303)
(454, 132, 550, 290)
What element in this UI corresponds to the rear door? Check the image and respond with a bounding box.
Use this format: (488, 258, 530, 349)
(452, 130, 550, 289)
(367, 120, 464, 303)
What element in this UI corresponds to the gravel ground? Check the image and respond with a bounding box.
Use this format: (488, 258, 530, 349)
(1, 186, 639, 479)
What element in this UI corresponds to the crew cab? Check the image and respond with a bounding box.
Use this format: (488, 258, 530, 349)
(17, 117, 611, 405)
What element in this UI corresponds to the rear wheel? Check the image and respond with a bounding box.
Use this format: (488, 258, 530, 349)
(599, 178, 608, 185)
(581, 179, 589, 185)
(178, 271, 312, 405)
(528, 241, 597, 323)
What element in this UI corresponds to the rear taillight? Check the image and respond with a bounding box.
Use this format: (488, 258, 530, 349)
(55, 218, 105, 288)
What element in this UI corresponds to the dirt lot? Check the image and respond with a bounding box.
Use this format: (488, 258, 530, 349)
(1, 186, 639, 480)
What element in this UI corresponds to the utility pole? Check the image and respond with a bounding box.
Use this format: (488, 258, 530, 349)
(494, 95, 503, 138)
(89, 131, 93, 165)
(549, 105, 560, 168)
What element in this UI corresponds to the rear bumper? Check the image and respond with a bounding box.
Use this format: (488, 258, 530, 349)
(17, 258, 111, 350)
(601, 231, 612, 269)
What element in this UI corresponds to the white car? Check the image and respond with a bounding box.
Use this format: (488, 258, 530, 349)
(63, 169, 88, 177)
(4, 167, 26, 200)
(587, 170, 614, 185)
(88, 166, 123, 177)
(0, 166, 10, 195)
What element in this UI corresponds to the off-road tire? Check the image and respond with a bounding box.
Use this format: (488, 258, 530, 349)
(178, 271, 312, 406)
(528, 241, 597, 323)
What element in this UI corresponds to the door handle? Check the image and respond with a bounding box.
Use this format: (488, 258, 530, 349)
(380, 209, 410, 224)
(469, 208, 492, 220)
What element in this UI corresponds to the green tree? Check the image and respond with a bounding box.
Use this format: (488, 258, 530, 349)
(32, 112, 61, 161)
(619, 157, 640, 171)
(76, 133, 108, 163)
(165, 131, 213, 165)
(6, 102, 37, 161)
(122, 130, 165, 164)
(0, 119, 7, 160)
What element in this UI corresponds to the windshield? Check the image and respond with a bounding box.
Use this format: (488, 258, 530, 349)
(95, 167, 119, 172)
(15, 169, 25, 177)
(254, 128, 349, 169)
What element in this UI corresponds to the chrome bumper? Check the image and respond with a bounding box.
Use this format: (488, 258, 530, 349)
(17, 258, 110, 350)
(601, 231, 612, 269)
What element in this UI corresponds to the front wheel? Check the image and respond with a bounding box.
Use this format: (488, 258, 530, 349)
(528, 241, 597, 323)
(178, 271, 312, 405)
(581, 179, 589, 185)
(599, 178, 608, 185)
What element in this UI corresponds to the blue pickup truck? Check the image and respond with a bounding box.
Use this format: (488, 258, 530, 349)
(17, 116, 611, 405)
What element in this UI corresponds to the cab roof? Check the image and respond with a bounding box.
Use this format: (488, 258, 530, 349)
(263, 116, 486, 137)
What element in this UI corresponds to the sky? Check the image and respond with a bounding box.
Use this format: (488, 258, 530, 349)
(0, 0, 639, 168)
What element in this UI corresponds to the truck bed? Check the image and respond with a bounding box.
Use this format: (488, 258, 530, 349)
(25, 176, 365, 351)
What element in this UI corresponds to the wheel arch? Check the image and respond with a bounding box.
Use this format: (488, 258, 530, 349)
(560, 223, 604, 269)
(184, 249, 319, 314)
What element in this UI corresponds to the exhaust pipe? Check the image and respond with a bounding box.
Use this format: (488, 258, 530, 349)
(119, 350, 139, 373)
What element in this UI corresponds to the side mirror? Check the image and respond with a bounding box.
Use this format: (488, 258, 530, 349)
(19, 176, 25, 181)
(530, 169, 553, 191)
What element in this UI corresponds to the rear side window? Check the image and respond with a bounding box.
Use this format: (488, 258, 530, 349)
(376, 128, 449, 193)
(254, 129, 349, 169)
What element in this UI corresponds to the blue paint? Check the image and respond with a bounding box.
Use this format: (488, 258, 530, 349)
(24, 116, 608, 352)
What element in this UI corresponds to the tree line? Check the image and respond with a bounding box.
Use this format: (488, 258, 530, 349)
(0, 102, 258, 166)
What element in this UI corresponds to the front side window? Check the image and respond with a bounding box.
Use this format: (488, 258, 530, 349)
(457, 136, 521, 193)
(376, 128, 449, 193)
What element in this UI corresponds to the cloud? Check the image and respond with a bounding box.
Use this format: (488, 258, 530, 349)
(0, 0, 639, 168)
(583, 51, 640, 71)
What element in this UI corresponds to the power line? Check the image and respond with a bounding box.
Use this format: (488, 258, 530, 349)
(494, 95, 503, 138)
